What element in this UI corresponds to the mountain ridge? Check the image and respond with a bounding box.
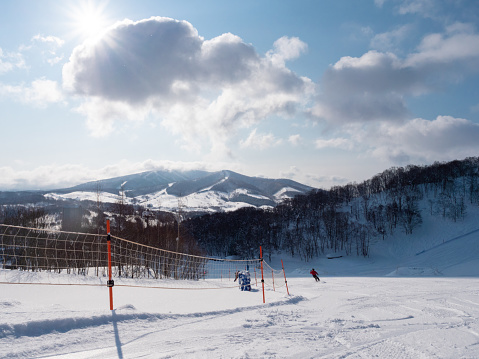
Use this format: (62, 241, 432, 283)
(41, 169, 315, 213)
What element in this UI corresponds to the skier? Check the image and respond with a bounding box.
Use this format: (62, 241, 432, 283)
(310, 268, 320, 282)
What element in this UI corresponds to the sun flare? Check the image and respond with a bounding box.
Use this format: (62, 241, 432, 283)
(67, 1, 111, 41)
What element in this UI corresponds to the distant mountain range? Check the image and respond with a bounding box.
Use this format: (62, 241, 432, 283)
(15, 169, 315, 213)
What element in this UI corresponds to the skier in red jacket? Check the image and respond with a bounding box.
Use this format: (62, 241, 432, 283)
(310, 268, 320, 282)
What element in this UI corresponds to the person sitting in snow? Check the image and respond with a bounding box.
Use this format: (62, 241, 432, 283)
(310, 268, 320, 282)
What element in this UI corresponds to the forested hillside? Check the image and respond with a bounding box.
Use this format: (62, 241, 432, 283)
(1, 158, 478, 262)
(184, 157, 479, 260)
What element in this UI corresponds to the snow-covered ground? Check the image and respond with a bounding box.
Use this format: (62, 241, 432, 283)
(2, 245, 479, 358)
(1, 270, 478, 358)
(1, 204, 479, 358)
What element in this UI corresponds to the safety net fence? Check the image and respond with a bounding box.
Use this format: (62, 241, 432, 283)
(0, 224, 289, 295)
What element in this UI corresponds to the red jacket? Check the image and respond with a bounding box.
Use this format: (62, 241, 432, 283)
(310, 270, 318, 276)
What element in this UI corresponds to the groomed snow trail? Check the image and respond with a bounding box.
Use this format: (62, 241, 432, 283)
(1, 276, 479, 358)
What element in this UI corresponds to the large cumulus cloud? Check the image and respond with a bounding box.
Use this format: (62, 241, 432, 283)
(312, 51, 422, 123)
(63, 17, 204, 103)
(367, 116, 479, 164)
(63, 17, 312, 153)
(311, 24, 479, 125)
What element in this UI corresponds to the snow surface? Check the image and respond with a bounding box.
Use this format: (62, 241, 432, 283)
(273, 187, 301, 200)
(2, 202, 479, 358)
(1, 248, 479, 358)
(138, 190, 256, 213)
(45, 192, 121, 205)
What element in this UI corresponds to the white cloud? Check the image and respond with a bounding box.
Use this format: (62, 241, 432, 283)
(405, 27, 479, 68)
(315, 137, 353, 150)
(62, 17, 313, 153)
(48, 56, 64, 65)
(366, 116, 479, 164)
(309, 174, 349, 187)
(19, 34, 66, 66)
(0, 164, 95, 191)
(267, 36, 308, 67)
(25, 79, 64, 105)
(278, 166, 348, 188)
(288, 134, 302, 146)
(279, 166, 303, 182)
(239, 128, 282, 150)
(0, 78, 63, 107)
(311, 25, 479, 125)
(397, 0, 435, 16)
(311, 51, 416, 124)
(446, 22, 476, 35)
(0, 48, 25, 73)
(63, 17, 204, 102)
(74, 98, 150, 137)
(31, 34, 65, 48)
(370, 24, 413, 52)
(394, 0, 477, 22)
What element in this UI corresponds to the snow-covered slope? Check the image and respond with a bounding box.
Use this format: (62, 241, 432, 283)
(1, 222, 479, 358)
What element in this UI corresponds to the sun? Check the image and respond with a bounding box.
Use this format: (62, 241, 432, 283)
(76, 8, 106, 38)
(67, 1, 112, 41)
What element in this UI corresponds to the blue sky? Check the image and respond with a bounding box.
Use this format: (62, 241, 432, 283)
(1, 0, 478, 190)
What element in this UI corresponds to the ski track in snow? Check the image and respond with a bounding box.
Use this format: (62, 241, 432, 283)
(1, 276, 479, 359)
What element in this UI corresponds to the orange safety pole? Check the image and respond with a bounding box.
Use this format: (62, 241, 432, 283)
(106, 220, 114, 310)
(281, 259, 290, 295)
(260, 246, 265, 303)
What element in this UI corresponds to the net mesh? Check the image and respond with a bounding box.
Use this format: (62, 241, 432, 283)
(0, 224, 287, 292)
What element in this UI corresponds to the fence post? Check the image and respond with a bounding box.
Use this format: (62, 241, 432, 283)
(260, 246, 265, 303)
(281, 259, 290, 296)
(106, 220, 114, 310)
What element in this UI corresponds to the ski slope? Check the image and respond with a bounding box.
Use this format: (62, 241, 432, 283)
(2, 236, 479, 359)
(1, 271, 478, 358)
(1, 206, 479, 358)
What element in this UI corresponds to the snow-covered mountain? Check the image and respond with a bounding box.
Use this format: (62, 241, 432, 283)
(44, 169, 314, 213)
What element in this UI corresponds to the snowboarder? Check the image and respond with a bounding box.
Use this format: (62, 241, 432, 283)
(310, 268, 320, 282)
